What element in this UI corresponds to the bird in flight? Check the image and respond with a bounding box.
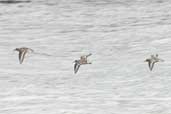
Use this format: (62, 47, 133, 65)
(74, 53, 92, 74)
(144, 54, 164, 71)
(14, 47, 33, 64)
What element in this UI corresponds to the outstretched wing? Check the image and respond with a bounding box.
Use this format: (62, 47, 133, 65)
(158, 58, 164, 62)
(85, 53, 92, 58)
(28, 48, 34, 53)
(19, 50, 27, 64)
(150, 62, 155, 71)
(74, 63, 80, 74)
(19, 52, 22, 63)
(148, 61, 151, 70)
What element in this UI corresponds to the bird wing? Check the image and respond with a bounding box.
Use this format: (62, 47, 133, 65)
(158, 58, 164, 62)
(74, 63, 80, 74)
(28, 48, 34, 53)
(20, 50, 27, 64)
(148, 61, 151, 70)
(86, 53, 92, 58)
(150, 62, 155, 71)
(19, 51, 22, 63)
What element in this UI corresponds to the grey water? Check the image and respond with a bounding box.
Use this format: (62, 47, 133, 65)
(0, 0, 171, 114)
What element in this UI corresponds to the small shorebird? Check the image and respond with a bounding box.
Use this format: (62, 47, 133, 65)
(14, 47, 33, 64)
(144, 54, 164, 71)
(74, 53, 92, 74)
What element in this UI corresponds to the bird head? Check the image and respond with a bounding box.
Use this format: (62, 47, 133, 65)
(13, 48, 20, 51)
(144, 59, 150, 62)
(73, 60, 79, 63)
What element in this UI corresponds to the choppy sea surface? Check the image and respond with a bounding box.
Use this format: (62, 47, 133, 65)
(0, 0, 171, 113)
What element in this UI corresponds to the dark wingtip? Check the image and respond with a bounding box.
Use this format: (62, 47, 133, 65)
(19, 60, 23, 64)
(74, 69, 78, 74)
(149, 66, 153, 71)
(88, 53, 92, 56)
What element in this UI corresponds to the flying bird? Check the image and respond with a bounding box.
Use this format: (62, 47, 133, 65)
(144, 54, 164, 71)
(14, 47, 33, 64)
(74, 53, 92, 74)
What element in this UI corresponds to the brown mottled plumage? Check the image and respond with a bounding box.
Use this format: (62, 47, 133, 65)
(74, 53, 92, 74)
(14, 47, 33, 64)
